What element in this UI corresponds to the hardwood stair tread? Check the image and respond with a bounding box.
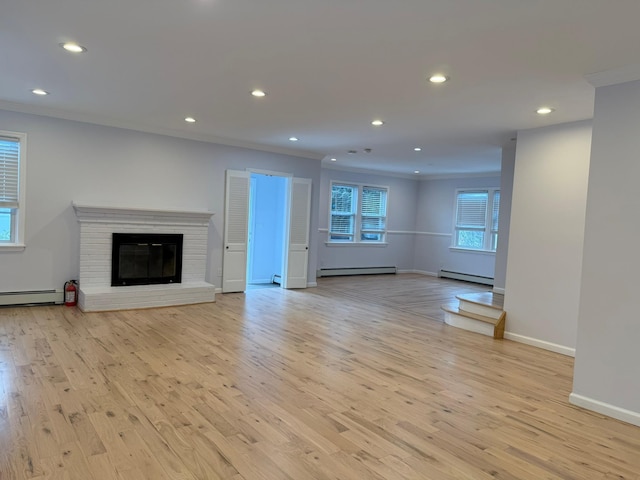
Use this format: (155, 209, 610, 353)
(441, 303, 501, 325)
(456, 292, 504, 310)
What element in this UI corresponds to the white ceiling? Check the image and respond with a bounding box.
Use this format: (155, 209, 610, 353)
(2, 0, 640, 176)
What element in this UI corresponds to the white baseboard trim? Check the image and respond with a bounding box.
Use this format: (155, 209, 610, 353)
(215, 287, 223, 294)
(504, 332, 576, 357)
(400, 269, 438, 277)
(569, 393, 640, 427)
(307, 282, 318, 288)
(492, 287, 505, 295)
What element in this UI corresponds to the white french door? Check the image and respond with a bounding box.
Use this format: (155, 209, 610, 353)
(222, 170, 311, 292)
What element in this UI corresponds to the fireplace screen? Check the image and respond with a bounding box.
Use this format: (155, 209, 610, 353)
(111, 233, 183, 286)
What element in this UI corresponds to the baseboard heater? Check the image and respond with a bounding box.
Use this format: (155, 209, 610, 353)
(0, 289, 64, 307)
(438, 270, 494, 286)
(317, 266, 397, 277)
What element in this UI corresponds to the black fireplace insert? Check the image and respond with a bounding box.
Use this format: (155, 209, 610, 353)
(111, 233, 183, 286)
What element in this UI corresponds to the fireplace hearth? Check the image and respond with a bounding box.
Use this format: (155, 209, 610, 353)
(111, 233, 183, 286)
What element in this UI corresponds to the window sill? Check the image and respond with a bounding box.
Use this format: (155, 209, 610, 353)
(0, 244, 26, 252)
(325, 242, 388, 247)
(449, 247, 495, 256)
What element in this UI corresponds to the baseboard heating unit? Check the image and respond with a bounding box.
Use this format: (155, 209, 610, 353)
(317, 266, 397, 277)
(438, 270, 494, 286)
(0, 289, 64, 307)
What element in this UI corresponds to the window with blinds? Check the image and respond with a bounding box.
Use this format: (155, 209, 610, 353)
(0, 133, 25, 244)
(454, 188, 500, 251)
(329, 182, 388, 243)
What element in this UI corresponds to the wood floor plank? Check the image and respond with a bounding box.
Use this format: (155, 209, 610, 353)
(1, 274, 639, 479)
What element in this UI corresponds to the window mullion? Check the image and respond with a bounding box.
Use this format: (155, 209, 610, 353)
(355, 185, 362, 240)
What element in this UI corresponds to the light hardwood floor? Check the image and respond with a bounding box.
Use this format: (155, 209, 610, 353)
(1, 274, 638, 479)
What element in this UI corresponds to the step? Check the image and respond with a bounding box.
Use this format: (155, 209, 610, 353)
(456, 292, 504, 319)
(441, 303, 506, 339)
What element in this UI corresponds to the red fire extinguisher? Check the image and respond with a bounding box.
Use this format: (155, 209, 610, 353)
(64, 280, 78, 307)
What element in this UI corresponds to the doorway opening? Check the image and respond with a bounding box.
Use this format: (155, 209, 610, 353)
(247, 173, 288, 289)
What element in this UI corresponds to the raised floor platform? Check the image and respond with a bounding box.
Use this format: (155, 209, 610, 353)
(442, 292, 505, 339)
(79, 281, 216, 312)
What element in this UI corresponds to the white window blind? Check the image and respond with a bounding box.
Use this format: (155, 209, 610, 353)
(329, 182, 388, 243)
(0, 137, 20, 209)
(361, 187, 387, 241)
(330, 184, 356, 241)
(454, 188, 500, 251)
(491, 190, 500, 250)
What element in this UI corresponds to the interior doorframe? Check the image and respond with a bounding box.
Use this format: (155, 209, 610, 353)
(246, 168, 293, 288)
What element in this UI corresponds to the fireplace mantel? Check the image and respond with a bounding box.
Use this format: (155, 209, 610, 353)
(73, 202, 215, 311)
(72, 202, 214, 225)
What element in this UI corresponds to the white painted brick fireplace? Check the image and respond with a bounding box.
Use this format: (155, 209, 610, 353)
(73, 203, 215, 312)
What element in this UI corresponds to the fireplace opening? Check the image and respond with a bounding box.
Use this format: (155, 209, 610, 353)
(111, 233, 183, 286)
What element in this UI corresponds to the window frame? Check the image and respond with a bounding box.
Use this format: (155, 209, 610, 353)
(0, 131, 27, 250)
(328, 181, 389, 245)
(451, 187, 500, 253)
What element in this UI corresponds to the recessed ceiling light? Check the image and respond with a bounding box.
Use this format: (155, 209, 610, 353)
(429, 74, 448, 83)
(60, 42, 87, 53)
(371, 120, 384, 126)
(536, 107, 554, 115)
(289, 137, 298, 142)
(414, 170, 420, 174)
(251, 89, 266, 97)
(414, 147, 422, 152)
(32, 88, 48, 95)
(184, 117, 196, 123)
(330, 158, 337, 162)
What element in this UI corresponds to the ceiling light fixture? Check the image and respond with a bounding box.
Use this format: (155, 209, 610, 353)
(289, 137, 298, 142)
(251, 89, 266, 97)
(371, 120, 384, 126)
(414, 147, 422, 152)
(60, 42, 87, 53)
(184, 117, 196, 123)
(414, 170, 420, 174)
(32, 88, 48, 95)
(536, 107, 554, 115)
(429, 74, 448, 83)
(330, 158, 337, 162)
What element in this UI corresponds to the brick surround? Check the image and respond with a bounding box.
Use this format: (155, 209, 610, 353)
(73, 203, 215, 311)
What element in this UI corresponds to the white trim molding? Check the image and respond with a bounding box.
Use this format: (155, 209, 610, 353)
(415, 231, 452, 237)
(504, 332, 575, 357)
(569, 393, 640, 427)
(398, 269, 438, 277)
(492, 287, 505, 295)
(324, 242, 388, 247)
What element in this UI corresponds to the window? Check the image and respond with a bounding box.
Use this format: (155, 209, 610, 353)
(453, 188, 500, 252)
(329, 183, 388, 243)
(0, 132, 26, 247)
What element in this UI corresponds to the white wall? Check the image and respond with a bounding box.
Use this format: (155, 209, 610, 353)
(572, 80, 640, 425)
(317, 168, 418, 272)
(413, 175, 501, 277)
(493, 144, 516, 293)
(504, 120, 592, 355)
(0, 109, 321, 292)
